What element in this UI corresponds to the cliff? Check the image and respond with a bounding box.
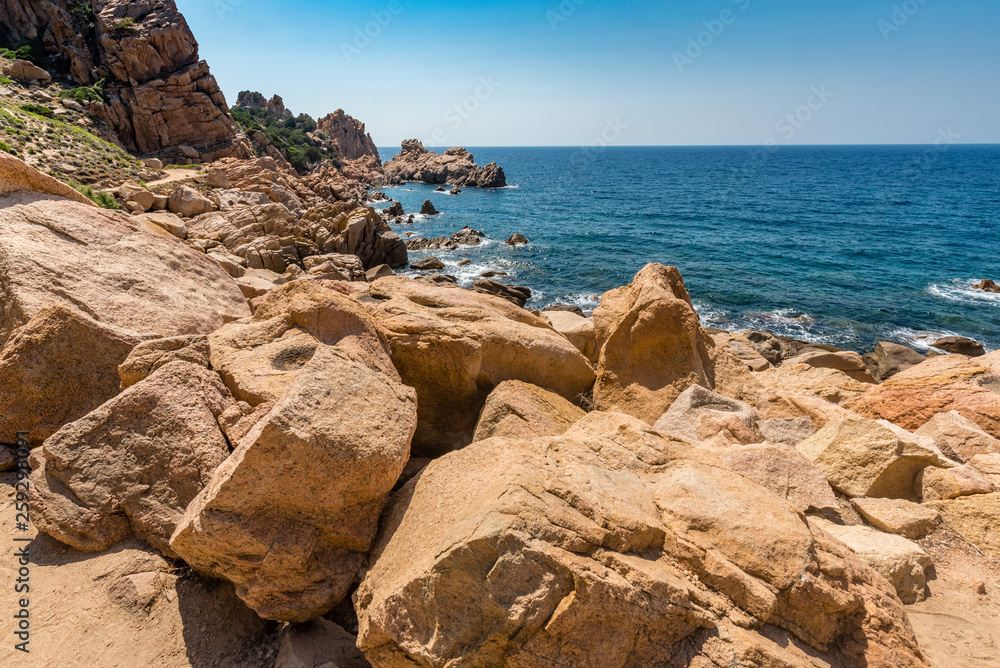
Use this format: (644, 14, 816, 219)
(0, 0, 248, 161)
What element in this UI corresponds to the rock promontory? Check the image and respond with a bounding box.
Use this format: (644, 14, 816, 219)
(383, 139, 506, 188)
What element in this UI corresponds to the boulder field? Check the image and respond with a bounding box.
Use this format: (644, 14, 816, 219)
(3, 156, 1000, 667)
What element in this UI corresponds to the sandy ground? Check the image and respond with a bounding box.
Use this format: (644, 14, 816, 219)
(145, 168, 203, 188)
(0, 472, 280, 667)
(908, 526, 1000, 667)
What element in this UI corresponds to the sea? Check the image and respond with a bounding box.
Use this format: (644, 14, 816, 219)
(375, 145, 1000, 354)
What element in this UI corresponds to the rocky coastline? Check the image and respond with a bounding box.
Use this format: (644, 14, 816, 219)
(1, 2, 998, 667)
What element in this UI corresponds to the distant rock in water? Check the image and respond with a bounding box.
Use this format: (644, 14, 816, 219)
(420, 199, 438, 215)
(505, 232, 528, 245)
(975, 279, 1000, 294)
(0, 0, 250, 161)
(410, 257, 444, 271)
(384, 139, 507, 188)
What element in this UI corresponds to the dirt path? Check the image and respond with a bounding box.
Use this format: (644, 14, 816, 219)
(145, 168, 202, 188)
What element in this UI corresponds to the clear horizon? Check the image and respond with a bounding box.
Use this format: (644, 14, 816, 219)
(176, 0, 1000, 148)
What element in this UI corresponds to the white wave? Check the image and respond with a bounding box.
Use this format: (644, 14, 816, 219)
(885, 327, 963, 352)
(927, 279, 1000, 307)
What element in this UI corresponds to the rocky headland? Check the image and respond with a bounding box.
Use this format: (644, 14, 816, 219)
(0, 3, 997, 667)
(383, 139, 507, 188)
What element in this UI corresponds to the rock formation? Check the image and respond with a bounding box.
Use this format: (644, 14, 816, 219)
(356, 412, 927, 667)
(0, 0, 250, 161)
(316, 109, 380, 162)
(383, 139, 507, 187)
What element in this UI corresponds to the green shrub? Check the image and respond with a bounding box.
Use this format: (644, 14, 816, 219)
(59, 78, 104, 103)
(0, 76, 13, 86)
(1, 45, 33, 61)
(164, 163, 202, 170)
(113, 18, 137, 33)
(18, 103, 53, 118)
(0, 140, 13, 153)
(72, 182, 120, 209)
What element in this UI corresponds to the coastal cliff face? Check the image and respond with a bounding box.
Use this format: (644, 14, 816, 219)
(317, 109, 381, 163)
(0, 0, 248, 161)
(384, 139, 507, 187)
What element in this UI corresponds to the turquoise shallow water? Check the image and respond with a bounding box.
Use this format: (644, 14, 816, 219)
(376, 145, 1000, 353)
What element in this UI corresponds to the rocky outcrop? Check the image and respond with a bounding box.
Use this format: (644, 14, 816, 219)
(118, 334, 211, 389)
(356, 412, 927, 667)
(719, 443, 840, 515)
(0, 159, 251, 348)
(365, 276, 595, 455)
(916, 464, 994, 502)
(0, 0, 250, 160)
(170, 346, 417, 621)
(542, 310, 598, 363)
(593, 264, 715, 424)
(195, 158, 407, 270)
(275, 619, 371, 668)
(383, 140, 507, 188)
(924, 492, 1000, 558)
(0, 306, 144, 445)
(316, 109, 380, 162)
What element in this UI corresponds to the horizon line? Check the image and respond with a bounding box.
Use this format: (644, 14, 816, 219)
(375, 143, 1000, 149)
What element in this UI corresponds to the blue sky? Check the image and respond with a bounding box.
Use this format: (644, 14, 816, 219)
(175, 0, 1000, 147)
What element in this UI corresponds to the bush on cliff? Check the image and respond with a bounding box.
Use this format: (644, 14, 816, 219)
(230, 102, 338, 174)
(71, 183, 120, 210)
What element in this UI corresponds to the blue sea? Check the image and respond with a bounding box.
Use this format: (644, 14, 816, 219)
(375, 145, 1000, 354)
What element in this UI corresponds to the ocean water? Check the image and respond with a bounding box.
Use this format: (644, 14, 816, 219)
(375, 145, 1000, 354)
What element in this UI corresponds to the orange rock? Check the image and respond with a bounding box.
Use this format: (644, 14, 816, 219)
(847, 355, 1000, 438)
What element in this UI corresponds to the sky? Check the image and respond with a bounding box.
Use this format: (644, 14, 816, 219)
(175, 0, 1000, 147)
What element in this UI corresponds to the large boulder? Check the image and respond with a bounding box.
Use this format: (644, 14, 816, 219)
(356, 412, 926, 667)
(0, 306, 143, 445)
(719, 443, 840, 515)
(850, 498, 942, 539)
(0, 153, 95, 204)
(809, 518, 933, 604)
(3, 58, 52, 84)
(472, 380, 586, 442)
(653, 384, 761, 447)
(209, 281, 396, 405)
(864, 341, 926, 382)
(593, 264, 714, 424)
(710, 330, 771, 371)
(169, 185, 216, 218)
(847, 354, 1000, 438)
(365, 277, 595, 456)
(796, 418, 943, 499)
(924, 493, 1000, 558)
(783, 350, 876, 383)
(29, 362, 235, 555)
(170, 347, 417, 622)
(914, 410, 1000, 463)
(0, 185, 250, 349)
(916, 465, 994, 502)
(758, 416, 815, 446)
